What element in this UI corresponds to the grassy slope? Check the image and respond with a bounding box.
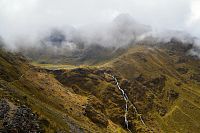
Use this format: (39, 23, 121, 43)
(1, 43, 200, 133)
(30, 44, 200, 133)
(106, 45, 200, 133)
(0, 49, 127, 132)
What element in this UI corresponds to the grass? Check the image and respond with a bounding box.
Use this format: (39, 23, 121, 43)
(1, 44, 200, 133)
(39, 44, 200, 132)
(104, 45, 200, 133)
(31, 62, 76, 70)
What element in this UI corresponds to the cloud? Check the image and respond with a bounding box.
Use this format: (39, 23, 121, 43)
(0, 0, 199, 49)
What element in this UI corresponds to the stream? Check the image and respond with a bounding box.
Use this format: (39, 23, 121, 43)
(108, 74, 147, 132)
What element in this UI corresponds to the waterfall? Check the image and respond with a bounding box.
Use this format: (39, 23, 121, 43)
(109, 74, 132, 132)
(108, 73, 147, 132)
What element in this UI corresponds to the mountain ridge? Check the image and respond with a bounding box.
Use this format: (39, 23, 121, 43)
(0, 41, 200, 132)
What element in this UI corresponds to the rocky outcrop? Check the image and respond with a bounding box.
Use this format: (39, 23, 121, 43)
(0, 100, 10, 119)
(0, 100, 43, 133)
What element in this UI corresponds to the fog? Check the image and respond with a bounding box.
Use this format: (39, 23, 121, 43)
(0, 0, 200, 56)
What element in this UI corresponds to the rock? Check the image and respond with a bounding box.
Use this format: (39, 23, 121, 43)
(0, 100, 10, 119)
(2, 105, 43, 132)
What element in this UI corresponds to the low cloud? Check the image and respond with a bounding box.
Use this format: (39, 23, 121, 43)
(0, 0, 200, 57)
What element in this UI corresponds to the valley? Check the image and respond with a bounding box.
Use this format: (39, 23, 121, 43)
(1, 1, 200, 133)
(0, 41, 200, 133)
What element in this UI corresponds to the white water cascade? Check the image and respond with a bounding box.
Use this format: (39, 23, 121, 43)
(108, 74, 147, 132)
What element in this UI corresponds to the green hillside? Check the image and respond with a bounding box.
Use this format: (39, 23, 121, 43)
(0, 42, 200, 132)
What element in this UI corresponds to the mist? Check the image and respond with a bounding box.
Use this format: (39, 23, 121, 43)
(0, 0, 200, 57)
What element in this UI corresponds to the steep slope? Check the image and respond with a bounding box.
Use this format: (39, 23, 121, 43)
(53, 68, 151, 132)
(44, 42, 200, 133)
(1, 40, 200, 133)
(106, 43, 200, 133)
(0, 48, 128, 132)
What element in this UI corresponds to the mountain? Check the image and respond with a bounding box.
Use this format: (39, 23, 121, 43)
(107, 42, 200, 132)
(17, 14, 152, 65)
(0, 47, 128, 132)
(0, 40, 200, 132)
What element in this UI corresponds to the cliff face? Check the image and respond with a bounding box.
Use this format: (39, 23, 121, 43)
(0, 41, 200, 133)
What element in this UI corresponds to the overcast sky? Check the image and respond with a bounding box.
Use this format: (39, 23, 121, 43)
(0, 0, 200, 46)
